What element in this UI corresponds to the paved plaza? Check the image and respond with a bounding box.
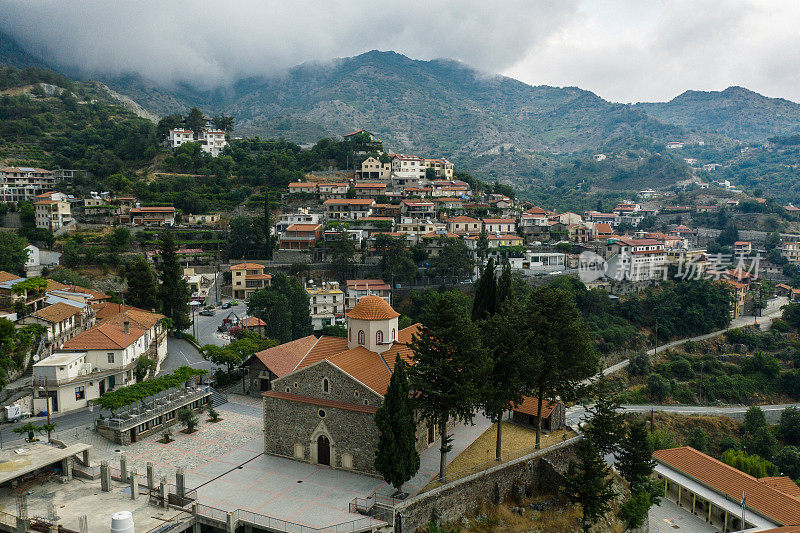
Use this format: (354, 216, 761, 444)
(649, 499, 717, 533)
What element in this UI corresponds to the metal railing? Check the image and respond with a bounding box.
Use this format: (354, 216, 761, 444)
(194, 504, 381, 533)
(96, 387, 210, 430)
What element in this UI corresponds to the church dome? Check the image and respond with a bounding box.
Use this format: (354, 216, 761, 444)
(346, 295, 399, 320)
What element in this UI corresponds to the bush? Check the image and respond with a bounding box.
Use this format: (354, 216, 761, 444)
(774, 446, 800, 479)
(744, 406, 767, 436)
(748, 426, 779, 461)
(779, 407, 800, 446)
(721, 449, 778, 477)
(649, 430, 677, 451)
(627, 352, 650, 376)
(647, 373, 670, 401)
(669, 357, 694, 380)
(687, 427, 711, 453)
(178, 407, 198, 433)
(719, 436, 742, 453)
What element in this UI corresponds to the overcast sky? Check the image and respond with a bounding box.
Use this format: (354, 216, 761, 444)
(1, 0, 798, 103)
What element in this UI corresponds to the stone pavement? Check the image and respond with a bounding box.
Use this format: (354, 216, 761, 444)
(649, 498, 716, 532)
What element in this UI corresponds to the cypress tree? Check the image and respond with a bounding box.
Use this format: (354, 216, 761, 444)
(264, 190, 274, 260)
(471, 257, 497, 321)
(565, 437, 616, 532)
(124, 255, 160, 312)
(375, 356, 420, 494)
(616, 419, 657, 488)
(156, 232, 191, 331)
(496, 260, 512, 309)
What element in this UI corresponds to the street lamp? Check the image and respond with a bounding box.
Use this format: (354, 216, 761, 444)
(34, 376, 51, 430)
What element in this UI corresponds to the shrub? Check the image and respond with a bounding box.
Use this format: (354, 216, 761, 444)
(627, 352, 650, 376)
(178, 407, 198, 433)
(779, 407, 800, 446)
(719, 436, 742, 453)
(687, 427, 711, 453)
(744, 406, 767, 436)
(620, 490, 651, 529)
(774, 446, 800, 479)
(669, 357, 694, 380)
(208, 407, 220, 422)
(748, 426, 779, 461)
(649, 430, 677, 451)
(721, 449, 778, 478)
(647, 373, 670, 402)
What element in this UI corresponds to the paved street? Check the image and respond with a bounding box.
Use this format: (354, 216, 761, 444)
(161, 336, 218, 375)
(186, 299, 248, 348)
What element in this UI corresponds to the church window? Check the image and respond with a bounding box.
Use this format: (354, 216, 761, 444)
(363, 399, 369, 405)
(358, 330, 365, 345)
(354, 391, 359, 397)
(285, 387, 290, 393)
(391, 328, 396, 341)
(376, 330, 383, 344)
(294, 382, 298, 388)
(323, 378, 329, 393)
(318, 409, 326, 418)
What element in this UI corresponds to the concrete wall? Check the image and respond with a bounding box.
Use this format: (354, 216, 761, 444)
(394, 436, 580, 533)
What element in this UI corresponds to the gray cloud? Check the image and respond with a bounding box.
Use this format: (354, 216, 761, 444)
(2, 0, 799, 103)
(0, 0, 576, 89)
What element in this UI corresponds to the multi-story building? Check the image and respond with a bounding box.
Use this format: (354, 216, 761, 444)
(34, 196, 72, 231)
(391, 154, 425, 189)
(507, 251, 566, 275)
(584, 211, 621, 227)
(231, 262, 272, 300)
(604, 237, 666, 281)
(353, 182, 387, 198)
(323, 198, 375, 220)
(198, 129, 228, 156)
(357, 157, 391, 180)
(400, 200, 435, 218)
(781, 242, 800, 264)
(167, 129, 194, 148)
(35, 308, 166, 414)
(20, 301, 95, 350)
(0, 167, 56, 204)
(276, 210, 324, 234)
(446, 215, 482, 235)
(279, 223, 324, 250)
(117, 206, 175, 226)
(422, 158, 454, 179)
(185, 213, 221, 226)
(318, 183, 350, 200)
(306, 281, 345, 330)
(345, 279, 391, 312)
(482, 218, 516, 234)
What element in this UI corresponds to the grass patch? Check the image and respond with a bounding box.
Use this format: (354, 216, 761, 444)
(423, 422, 576, 491)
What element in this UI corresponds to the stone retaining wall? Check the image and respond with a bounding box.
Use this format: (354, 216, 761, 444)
(394, 436, 580, 533)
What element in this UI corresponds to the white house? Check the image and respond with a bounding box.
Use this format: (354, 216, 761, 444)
(307, 282, 345, 330)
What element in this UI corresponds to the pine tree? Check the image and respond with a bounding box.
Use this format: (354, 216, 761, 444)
(156, 232, 191, 331)
(616, 419, 657, 488)
(565, 438, 616, 532)
(124, 255, 160, 312)
(582, 380, 625, 456)
(471, 257, 497, 321)
(409, 291, 489, 482)
(375, 356, 420, 494)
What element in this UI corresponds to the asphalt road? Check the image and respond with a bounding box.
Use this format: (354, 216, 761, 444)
(160, 336, 218, 375)
(186, 300, 248, 348)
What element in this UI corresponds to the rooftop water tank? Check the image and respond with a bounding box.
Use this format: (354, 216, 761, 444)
(110, 510, 134, 533)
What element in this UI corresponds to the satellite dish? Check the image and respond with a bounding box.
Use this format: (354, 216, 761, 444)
(33, 355, 39, 362)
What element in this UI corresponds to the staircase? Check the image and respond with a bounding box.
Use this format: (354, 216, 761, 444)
(209, 387, 228, 407)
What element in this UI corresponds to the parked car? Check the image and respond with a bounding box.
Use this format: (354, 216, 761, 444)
(199, 309, 215, 316)
(221, 303, 232, 309)
(229, 300, 239, 306)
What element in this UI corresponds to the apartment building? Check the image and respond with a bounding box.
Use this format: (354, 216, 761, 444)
(20, 301, 95, 349)
(231, 262, 272, 300)
(306, 281, 345, 330)
(447, 215, 482, 235)
(781, 242, 800, 264)
(0, 166, 57, 203)
(507, 252, 566, 276)
(323, 198, 375, 220)
(276, 210, 324, 234)
(391, 154, 425, 189)
(344, 279, 391, 312)
(422, 158, 454, 179)
(357, 156, 391, 180)
(604, 237, 666, 281)
(34, 197, 72, 231)
(354, 182, 387, 198)
(198, 129, 228, 156)
(167, 129, 194, 148)
(318, 183, 350, 200)
(279, 223, 323, 250)
(400, 200, 435, 218)
(482, 218, 516, 234)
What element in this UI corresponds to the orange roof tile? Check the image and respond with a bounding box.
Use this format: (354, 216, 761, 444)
(327, 347, 392, 396)
(99, 308, 164, 330)
(240, 316, 267, 327)
(654, 446, 800, 526)
(30, 302, 82, 323)
(46, 280, 109, 301)
(61, 322, 145, 350)
(296, 336, 349, 370)
(0, 271, 21, 283)
(230, 262, 265, 270)
(511, 396, 560, 418)
(246, 335, 319, 377)
(760, 477, 800, 499)
(346, 295, 400, 320)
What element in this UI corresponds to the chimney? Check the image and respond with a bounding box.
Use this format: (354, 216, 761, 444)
(123, 321, 130, 334)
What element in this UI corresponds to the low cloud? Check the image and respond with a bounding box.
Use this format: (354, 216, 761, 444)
(0, 0, 575, 89)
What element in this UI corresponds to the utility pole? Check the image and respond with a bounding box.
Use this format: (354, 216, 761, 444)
(699, 361, 704, 406)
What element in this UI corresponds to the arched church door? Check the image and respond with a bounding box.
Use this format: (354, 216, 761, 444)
(317, 435, 330, 466)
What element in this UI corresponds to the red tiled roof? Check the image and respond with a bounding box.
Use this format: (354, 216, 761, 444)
(327, 347, 392, 396)
(511, 396, 559, 419)
(760, 477, 800, 499)
(247, 335, 318, 377)
(323, 198, 375, 205)
(30, 302, 81, 323)
(296, 336, 349, 370)
(240, 316, 267, 327)
(230, 262, 265, 270)
(61, 322, 145, 350)
(346, 279, 390, 291)
(654, 446, 800, 526)
(346, 295, 400, 320)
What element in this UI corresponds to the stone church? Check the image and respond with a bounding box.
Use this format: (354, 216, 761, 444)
(262, 295, 445, 475)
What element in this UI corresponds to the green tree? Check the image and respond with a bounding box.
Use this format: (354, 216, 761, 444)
(616, 419, 657, 486)
(480, 300, 531, 460)
(156, 232, 191, 331)
(778, 408, 800, 447)
(374, 234, 416, 282)
(0, 232, 29, 275)
(565, 437, 616, 532)
(524, 286, 598, 447)
(471, 258, 497, 321)
(432, 238, 473, 283)
(647, 373, 670, 401)
(18, 202, 35, 228)
(178, 407, 198, 433)
(107, 226, 132, 252)
(496, 260, 512, 309)
(774, 446, 800, 479)
(326, 230, 357, 282)
(211, 114, 234, 132)
(583, 382, 625, 456)
(247, 273, 312, 341)
(409, 291, 489, 482)
(744, 406, 767, 436)
(124, 255, 160, 312)
(748, 426, 778, 461)
(227, 216, 262, 259)
(134, 354, 156, 382)
(374, 356, 420, 494)
(185, 107, 206, 134)
(476, 230, 489, 266)
(263, 190, 274, 260)
(687, 427, 711, 454)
